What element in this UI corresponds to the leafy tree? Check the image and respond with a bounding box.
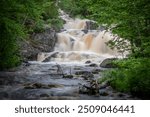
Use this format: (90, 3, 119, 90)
(0, 0, 62, 70)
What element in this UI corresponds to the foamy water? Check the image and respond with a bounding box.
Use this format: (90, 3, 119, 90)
(37, 10, 126, 63)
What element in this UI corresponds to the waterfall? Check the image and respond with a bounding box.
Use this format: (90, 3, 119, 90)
(37, 10, 124, 63)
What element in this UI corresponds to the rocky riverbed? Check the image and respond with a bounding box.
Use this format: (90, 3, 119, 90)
(0, 10, 137, 100)
(0, 60, 136, 100)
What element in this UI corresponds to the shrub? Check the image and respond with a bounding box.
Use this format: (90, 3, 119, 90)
(100, 58, 150, 99)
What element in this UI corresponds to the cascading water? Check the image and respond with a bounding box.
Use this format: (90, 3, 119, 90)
(37, 10, 123, 63)
(0, 9, 134, 100)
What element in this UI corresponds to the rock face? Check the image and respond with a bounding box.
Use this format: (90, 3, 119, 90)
(20, 28, 57, 61)
(86, 20, 99, 30)
(100, 58, 117, 68)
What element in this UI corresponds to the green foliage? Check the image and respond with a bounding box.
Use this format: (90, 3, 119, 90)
(58, 0, 78, 17)
(100, 69, 130, 92)
(101, 58, 150, 99)
(0, 0, 62, 70)
(58, 0, 92, 18)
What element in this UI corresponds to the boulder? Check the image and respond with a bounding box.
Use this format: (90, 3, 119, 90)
(75, 71, 94, 80)
(85, 60, 91, 64)
(82, 29, 88, 34)
(99, 81, 109, 89)
(20, 28, 57, 61)
(63, 74, 74, 79)
(92, 69, 102, 74)
(100, 58, 117, 68)
(99, 89, 109, 96)
(88, 63, 98, 67)
(79, 80, 99, 95)
(85, 20, 99, 30)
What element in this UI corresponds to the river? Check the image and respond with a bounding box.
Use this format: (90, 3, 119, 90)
(0, 10, 135, 100)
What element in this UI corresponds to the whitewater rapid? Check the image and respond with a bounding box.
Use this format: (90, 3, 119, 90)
(37, 10, 127, 63)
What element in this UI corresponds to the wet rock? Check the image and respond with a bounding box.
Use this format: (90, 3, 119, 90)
(86, 20, 99, 30)
(22, 61, 31, 66)
(75, 71, 89, 75)
(61, 29, 66, 32)
(100, 58, 117, 68)
(92, 69, 102, 74)
(99, 81, 109, 89)
(32, 83, 43, 88)
(82, 29, 88, 34)
(63, 74, 74, 79)
(88, 63, 98, 67)
(85, 60, 91, 64)
(79, 80, 99, 95)
(70, 37, 76, 42)
(24, 83, 35, 89)
(117, 93, 125, 97)
(79, 85, 99, 95)
(47, 84, 64, 88)
(99, 89, 109, 96)
(81, 74, 94, 80)
(100, 92, 109, 96)
(24, 83, 63, 89)
(24, 86, 35, 89)
(79, 85, 88, 94)
(75, 71, 94, 80)
(105, 86, 113, 91)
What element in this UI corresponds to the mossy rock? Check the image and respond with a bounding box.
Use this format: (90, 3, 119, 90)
(100, 58, 117, 68)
